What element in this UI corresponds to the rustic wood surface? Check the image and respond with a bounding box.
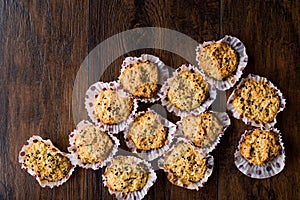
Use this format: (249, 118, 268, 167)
(0, 0, 299, 199)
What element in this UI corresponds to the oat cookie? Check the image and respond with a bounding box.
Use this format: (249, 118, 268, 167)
(127, 111, 168, 151)
(199, 42, 238, 80)
(232, 79, 280, 124)
(120, 61, 159, 98)
(23, 141, 71, 183)
(75, 125, 113, 164)
(167, 70, 209, 112)
(240, 129, 282, 165)
(94, 89, 133, 124)
(182, 112, 223, 148)
(163, 142, 207, 186)
(104, 156, 150, 194)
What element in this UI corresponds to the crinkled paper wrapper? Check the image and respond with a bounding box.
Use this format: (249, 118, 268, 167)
(158, 137, 214, 190)
(234, 128, 285, 179)
(68, 120, 120, 170)
(123, 108, 176, 161)
(102, 156, 157, 200)
(196, 35, 248, 91)
(18, 135, 76, 188)
(85, 81, 138, 133)
(159, 64, 217, 118)
(175, 111, 231, 154)
(227, 74, 286, 129)
(118, 54, 170, 103)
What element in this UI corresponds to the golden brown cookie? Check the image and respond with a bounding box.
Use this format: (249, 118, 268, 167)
(23, 141, 71, 182)
(182, 112, 223, 148)
(232, 79, 280, 124)
(167, 70, 209, 112)
(94, 89, 133, 124)
(127, 111, 168, 151)
(199, 42, 238, 80)
(75, 125, 113, 164)
(104, 156, 150, 193)
(240, 129, 282, 165)
(163, 142, 207, 186)
(119, 61, 159, 98)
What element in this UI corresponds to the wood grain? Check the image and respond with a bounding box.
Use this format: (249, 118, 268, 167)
(221, 0, 300, 199)
(0, 0, 89, 199)
(88, 1, 220, 199)
(0, 0, 299, 199)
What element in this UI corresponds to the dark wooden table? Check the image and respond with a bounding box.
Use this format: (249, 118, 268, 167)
(1, 0, 299, 199)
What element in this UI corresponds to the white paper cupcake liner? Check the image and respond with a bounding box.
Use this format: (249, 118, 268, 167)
(123, 108, 176, 161)
(118, 54, 170, 103)
(85, 81, 138, 133)
(18, 135, 76, 188)
(196, 35, 248, 91)
(67, 120, 120, 170)
(158, 137, 214, 190)
(227, 74, 286, 129)
(175, 111, 231, 154)
(159, 64, 217, 118)
(102, 156, 157, 200)
(234, 128, 285, 179)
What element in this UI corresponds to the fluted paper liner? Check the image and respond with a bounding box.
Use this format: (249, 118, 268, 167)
(68, 120, 120, 170)
(196, 35, 248, 90)
(85, 81, 138, 133)
(234, 128, 285, 179)
(123, 108, 176, 161)
(102, 156, 157, 200)
(159, 64, 217, 118)
(18, 135, 76, 188)
(227, 74, 286, 129)
(158, 137, 214, 190)
(175, 111, 231, 154)
(118, 54, 170, 103)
